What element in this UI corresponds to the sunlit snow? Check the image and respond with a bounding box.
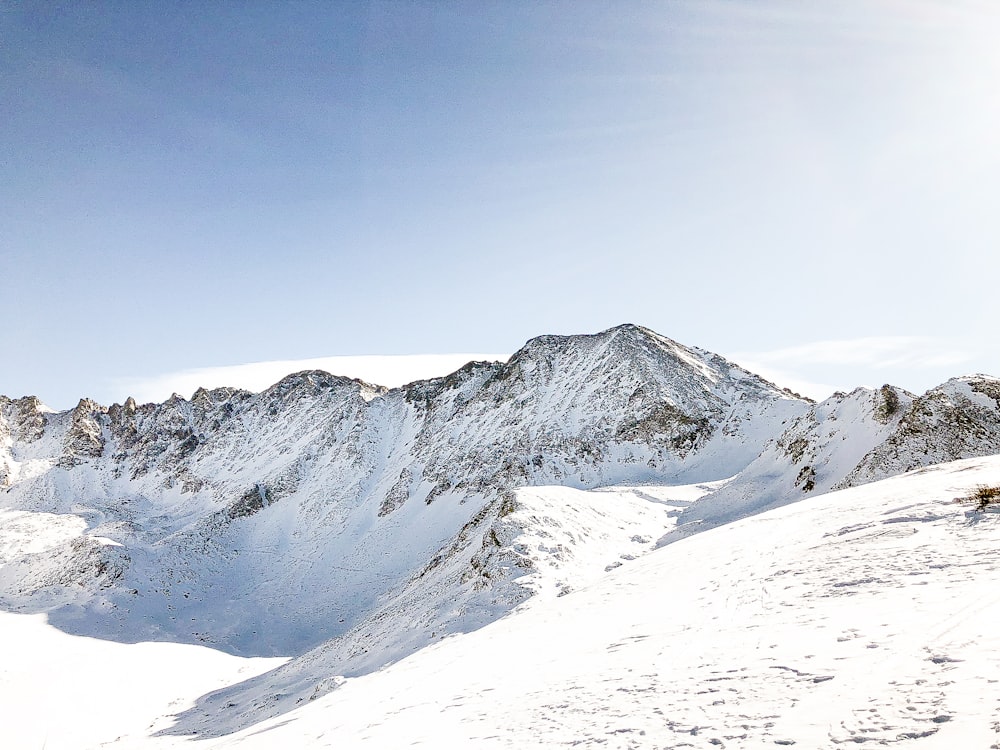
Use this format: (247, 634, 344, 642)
(2, 457, 998, 748)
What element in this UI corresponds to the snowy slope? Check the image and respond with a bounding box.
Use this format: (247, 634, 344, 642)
(150, 455, 1000, 748)
(2, 454, 993, 749)
(664, 377, 1000, 543)
(150, 479, 727, 738)
(665, 384, 915, 538)
(0, 610, 283, 750)
(839, 375, 1000, 486)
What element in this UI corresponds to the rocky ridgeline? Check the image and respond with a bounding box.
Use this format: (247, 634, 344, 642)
(666, 375, 1000, 540)
(837, 376, 1000, 487)
(0, 326, 803, 653)
(3, 324, 807, 521)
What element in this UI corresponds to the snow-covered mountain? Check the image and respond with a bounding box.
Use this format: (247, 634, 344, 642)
(2, 324, 1000, 746)
(663, 384, 917, 538)
(0, 325, 805, 662)
(667, 375, 1000, 541)
(837, 375, 1000, 486)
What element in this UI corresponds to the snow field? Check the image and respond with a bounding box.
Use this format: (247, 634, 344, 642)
(75, 454, 1000, 749)
(0, 611, 284, 750)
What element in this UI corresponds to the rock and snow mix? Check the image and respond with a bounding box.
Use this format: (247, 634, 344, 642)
(1, 324, 999, 748)
(170, 456, 1000, 749)
(4, 456, 1000, 749)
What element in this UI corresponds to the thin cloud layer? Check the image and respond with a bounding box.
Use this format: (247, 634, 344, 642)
(729, 336, 974, 402)
(110, 337, 976, 408)
(737, 337, 972, 370)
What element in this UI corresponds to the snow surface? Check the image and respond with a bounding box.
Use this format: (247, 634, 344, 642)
(665, 385, 914, 539)
(2, 456, 998, 748)
(0, 611, 283, 750)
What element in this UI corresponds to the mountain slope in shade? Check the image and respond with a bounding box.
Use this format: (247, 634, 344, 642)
(155, 480, 727, 738)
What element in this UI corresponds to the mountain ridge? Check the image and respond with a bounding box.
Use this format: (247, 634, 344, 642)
(0, 324, 808, 655)
(2, 324, 999, 733)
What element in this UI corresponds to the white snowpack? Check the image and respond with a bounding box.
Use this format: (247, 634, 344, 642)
(1, 456, 998, 748)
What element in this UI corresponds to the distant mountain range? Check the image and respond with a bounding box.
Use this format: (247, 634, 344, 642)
(2, 323, 999, 732)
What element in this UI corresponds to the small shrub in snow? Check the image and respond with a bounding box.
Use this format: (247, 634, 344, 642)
(968, 484, 1000, 512)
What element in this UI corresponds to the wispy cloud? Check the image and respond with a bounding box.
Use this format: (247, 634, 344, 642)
(734, 336, 972, 370)
(101, 337, 977, 407)
(728, 336, 974, 401)
(108, 354, 510, 406)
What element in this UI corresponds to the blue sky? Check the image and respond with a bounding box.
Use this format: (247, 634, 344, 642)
(3, 1, 999, 409)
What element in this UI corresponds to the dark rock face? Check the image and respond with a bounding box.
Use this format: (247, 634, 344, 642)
(0, 396, 48, 447)
(62, 398, 107, 464)
(874, 384, 902, 424)
(1, 396, 52, 487)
